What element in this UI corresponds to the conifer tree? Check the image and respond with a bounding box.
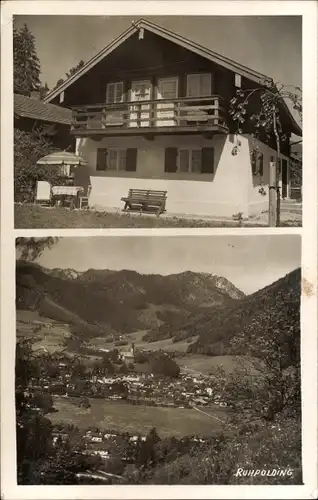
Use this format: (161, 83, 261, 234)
(14, 23, 41, 93)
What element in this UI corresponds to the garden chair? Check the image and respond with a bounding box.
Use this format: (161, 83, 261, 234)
(35, 181, 52, 206)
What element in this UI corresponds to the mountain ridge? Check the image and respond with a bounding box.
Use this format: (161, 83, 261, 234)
(16, 261, 244, 338)
(32, 263, 246, 301)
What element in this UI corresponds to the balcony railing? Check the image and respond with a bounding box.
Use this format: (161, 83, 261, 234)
(71, 96, 228, 135)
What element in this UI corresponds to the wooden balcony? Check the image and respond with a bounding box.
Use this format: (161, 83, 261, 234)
(71, 96, 228, 137)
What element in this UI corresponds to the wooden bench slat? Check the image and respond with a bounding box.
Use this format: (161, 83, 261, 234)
(128, 190, 167, 194)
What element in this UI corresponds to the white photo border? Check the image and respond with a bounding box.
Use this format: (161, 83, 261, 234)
(1, 2, 317, 499)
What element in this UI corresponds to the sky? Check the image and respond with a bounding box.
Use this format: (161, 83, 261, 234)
(35, 235, 301, 295)
(14, 15, 302, 90)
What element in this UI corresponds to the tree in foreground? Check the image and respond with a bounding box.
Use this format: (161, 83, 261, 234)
(14, 24, 41, 93)
(229, 80, 302, 226)
(16, 237, 58, 261)
(14, 128, 64, 203)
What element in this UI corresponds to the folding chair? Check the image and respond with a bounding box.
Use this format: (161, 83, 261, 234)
(78, 184, 91, 209)
(35, 181, 52, 206)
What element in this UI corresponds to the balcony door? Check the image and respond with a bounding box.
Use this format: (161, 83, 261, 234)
(156, 77, 178, 127)
(129, 80, 152, 127)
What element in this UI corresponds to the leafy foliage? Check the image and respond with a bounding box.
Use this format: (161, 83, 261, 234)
(15, 339, 104, 484)
(149, 351, 180, 378)
(229, 81, 302, 141)
(229, 81, 302, 225)
(16, 237, 58, 261)
(142, 418, 301, 484)
(14, 128, 63, 202)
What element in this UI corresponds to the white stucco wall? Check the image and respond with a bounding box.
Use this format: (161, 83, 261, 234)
(246, 135, 291, 217)
(75, 134, 253, 218)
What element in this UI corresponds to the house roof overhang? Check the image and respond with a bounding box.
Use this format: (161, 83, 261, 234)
(14, 93, 72, 125)
(44, 18, 302, 136)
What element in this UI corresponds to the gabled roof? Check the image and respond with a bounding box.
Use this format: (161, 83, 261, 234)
(44, 17, 271, 104)
(14, 93, 72, 125)
(43, 18, 301, 136)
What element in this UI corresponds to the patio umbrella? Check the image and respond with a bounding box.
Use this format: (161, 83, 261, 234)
(36, 151, 88, 166)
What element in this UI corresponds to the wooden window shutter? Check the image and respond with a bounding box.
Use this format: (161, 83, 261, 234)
(201, 147, 214, 173)
(115, 82, 124, 103)
(126, 148, 137, 171)
(258, 153, 264, 176)
(106, 83, 115, 103)
(96, 148, 107, 171)
(251, 150, 257, 175)
(164, 148, 178, 173)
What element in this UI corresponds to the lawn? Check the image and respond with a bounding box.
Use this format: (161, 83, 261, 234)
(50, 397, 228, 438)
(14, 203, 300, 228)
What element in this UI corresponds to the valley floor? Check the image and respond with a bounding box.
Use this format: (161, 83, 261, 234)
(50, 397, 228, 438)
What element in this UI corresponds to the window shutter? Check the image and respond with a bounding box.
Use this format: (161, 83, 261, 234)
(235, 73, 242, 88)
(126, 148, 137, 171)
(106, 83, 115, 103)
(164, 148, 178, 173)
(115, 82, 124, 103)
(199, 74, 211, 96)
(258, 153, 264, 176)
(251, 150, 257, 175)
(201, 147, 214, 173)
(96, 148, 107, 171)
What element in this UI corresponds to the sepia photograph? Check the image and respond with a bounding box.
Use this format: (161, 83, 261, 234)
(1, 1, 317, 499)
(15, 235, 302, 485)
(13, 14, 302, 229)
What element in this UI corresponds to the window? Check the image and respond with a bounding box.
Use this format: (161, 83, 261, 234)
(191, 150, 202, 173)
(186, 73, 212, 98)
(108, 149, 127, 171)
(106, 82, 124, 103)
(158, 78, 178, 99)
(179, 150, 190, 172)
(96, 148, 137, 172)
(179, 149, 202, 173)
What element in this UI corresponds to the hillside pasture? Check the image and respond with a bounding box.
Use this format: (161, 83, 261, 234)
(177, 354, 262, 375)
(88, 330, 198, 355)
(16, 310, 71, 354)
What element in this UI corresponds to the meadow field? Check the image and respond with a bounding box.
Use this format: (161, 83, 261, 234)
(50, 397, 228, 438)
